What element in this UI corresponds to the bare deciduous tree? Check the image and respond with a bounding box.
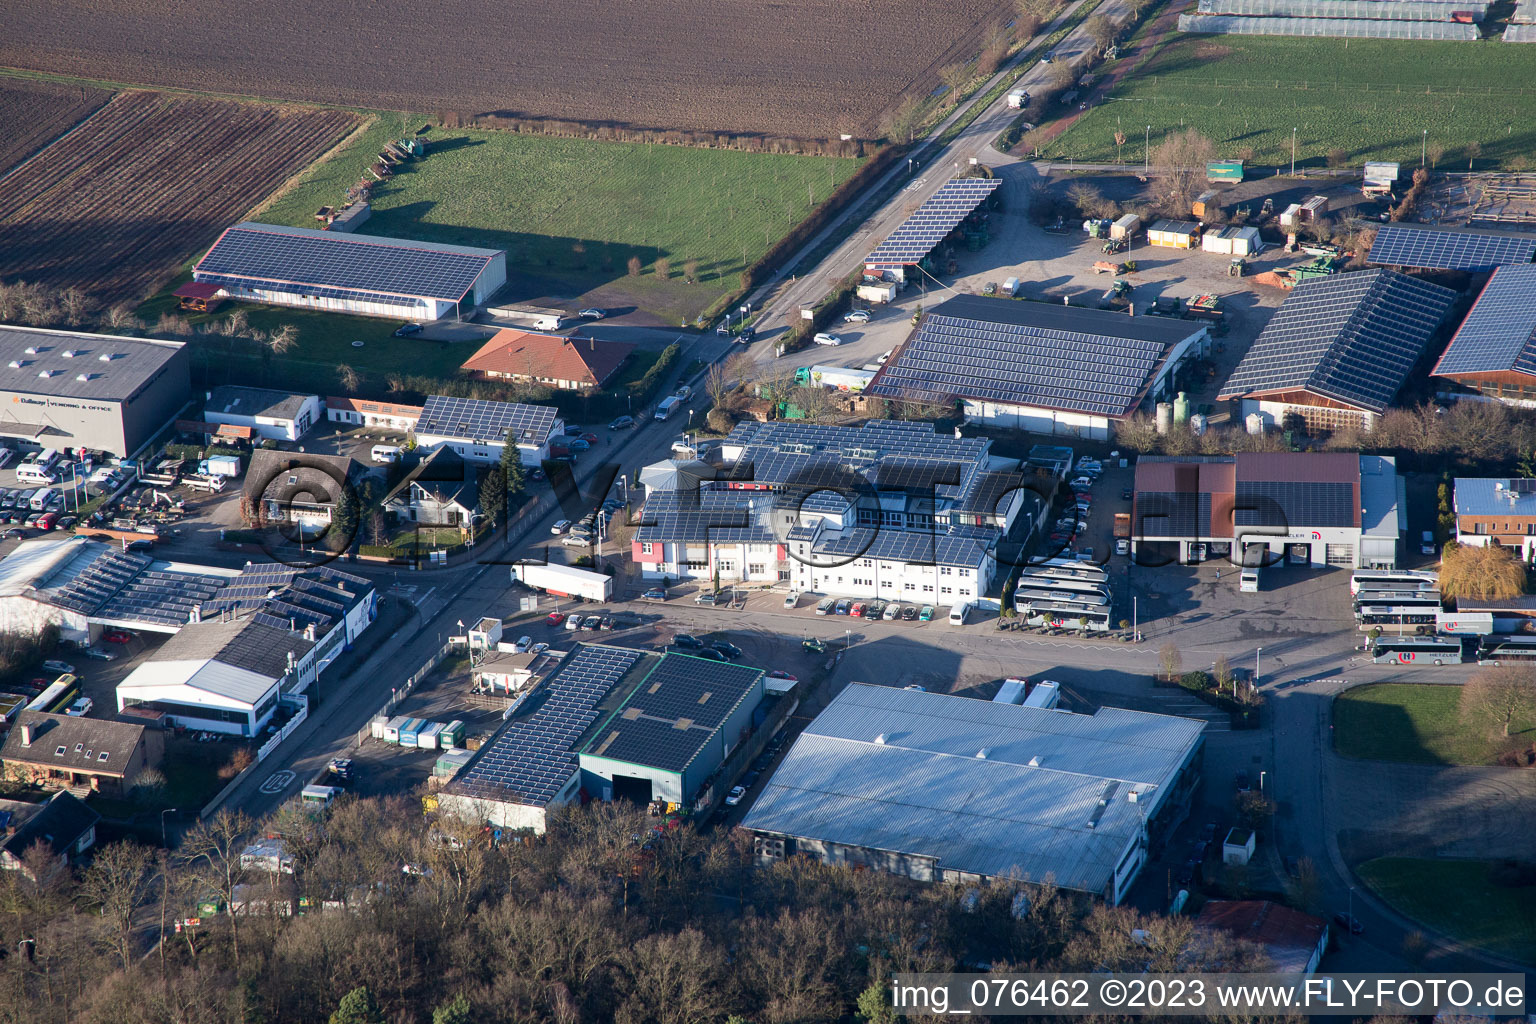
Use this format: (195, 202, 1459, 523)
(78, 841, 155, 969)
(939, 64, 968, 106)
(1461, 663, 1536, 738)
(1086, 14, 1118, 51)
(654, 256, 671, 281)
(1159, 642, 1182, 681)
(267, 324, 298, 356)
(1438, 542, 1527, 601)
(179, 809, 254, 969)
(337, 363, 361, 392)
(1152, 129, 1217, 205)
(626, 255, 643, 277)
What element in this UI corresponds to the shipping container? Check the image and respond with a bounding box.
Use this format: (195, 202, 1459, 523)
(1110, 213, 1140, 240)
(416, 722, 445, 749)
(382, 715, 407, 743)
(434, 749, 474, 779)
(397, 718, 425, 745)
(1207, 161, 1245, 182)
(440, 720, 466, 748)
(856, 282, 898, 303)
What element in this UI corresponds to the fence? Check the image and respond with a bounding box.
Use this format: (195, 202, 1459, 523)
(353, 640, 453, 747)
(198, 693, 310, 819)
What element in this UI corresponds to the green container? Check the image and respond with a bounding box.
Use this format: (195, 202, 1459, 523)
(1207, 161, 1244, 183)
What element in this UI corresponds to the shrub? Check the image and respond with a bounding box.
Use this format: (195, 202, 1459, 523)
(1180, 670, 1211, 692)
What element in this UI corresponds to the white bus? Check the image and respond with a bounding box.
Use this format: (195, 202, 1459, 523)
(1476, 636, 1536, 665)
(1367, 636, 1464, 665)
(1015, 587, 1107, 608)
(1015, 574, 1112, 598)
(1023, 601, 1112, 632)
(1021, 559, 1109, 584)
(1349, 569, 1437, 596)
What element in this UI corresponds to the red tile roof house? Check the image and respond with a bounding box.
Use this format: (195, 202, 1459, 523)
(462, 329, 635, 392)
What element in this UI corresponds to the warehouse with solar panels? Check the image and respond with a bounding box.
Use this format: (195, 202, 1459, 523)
(413, 394, 562, 467)
(742, 684, 1205, 902)
(193, 223, 507, 321)
(870, 295, 1208, 440)
(579, 654, 765, 807)
(0, 326, 190, 458)
(1131, 453, 1404, 568)
(1368, 223, 1536, 272)
(865, 177, 1002, 282)
(1218, 269, 1456, 432)
(1433, 265, 1536, 405)
(438, 644, 652, 832)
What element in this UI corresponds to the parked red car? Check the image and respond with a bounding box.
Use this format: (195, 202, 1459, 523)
(545, 612, 565, 626)
(103, 629, 133, 644)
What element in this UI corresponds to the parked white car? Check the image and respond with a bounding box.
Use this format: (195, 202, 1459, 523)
(843, 309, 870, 323)
(551, 520, 571, 535)
(813, 333, 843, 346)
(724, 785, 747, 807)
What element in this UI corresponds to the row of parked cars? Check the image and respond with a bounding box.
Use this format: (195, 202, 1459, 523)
(0, 487, 79, 537)
(813, 596, 934, 621)
(551, 497, 624, 547)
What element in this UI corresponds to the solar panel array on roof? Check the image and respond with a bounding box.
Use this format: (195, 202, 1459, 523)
(583, 654, 762, 773)
(1435, 265, 1536, 377)
(866, 178, 1002, 266)
(194, 223, 500, 303)
(633, 488, 768, 545)
(416, 395, 559, 445)
(452, 645, 645, 806)
(721, 420, 985, 499)
(1180, 12, 1479, 35)
(871, 295, 1193, 417)
(1368, 223, 1536, 271)
(1234, 481, 1358, 527)
(47, 548, 230, 625)
(1218, 269, 1456, 413)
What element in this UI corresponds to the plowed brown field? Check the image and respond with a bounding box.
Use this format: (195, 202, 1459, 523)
(0, 92, 359, 302)
(0, 78, 110, 178)
(0, 0, 1009, 139)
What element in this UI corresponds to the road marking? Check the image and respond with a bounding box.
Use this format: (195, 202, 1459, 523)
(903, 177, 927, 192)
(260, 770, 295, 795)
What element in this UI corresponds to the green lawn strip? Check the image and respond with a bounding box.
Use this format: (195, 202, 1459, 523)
(1050, 34, 1536, 168)
(1359, 857, 1536, 965)
(1332, 682, 1536, 765)
(255, 126, 860, 323)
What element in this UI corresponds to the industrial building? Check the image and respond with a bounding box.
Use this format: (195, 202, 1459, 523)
(414, 394, 562, 467)
(1452, 477, 1536, 560)
(864, 177, 1002, 282)
(193, 222, 507, 321)
(1369, 222, 1536, 272)
(1131, 453, 1404, 568)
(115, 563, 375, 736)
(1432, 265, 1536, 406)
(0, 325, 190, 458)
(741, 684, 1205, 903)
(461, 330, 635, 392)
(632, 420, 1032, 605)
(204, 386, 322, 441)
(578, 654, 765, 807)
(1219, 270, 1456, 432)
(870, 295, 1208, 440)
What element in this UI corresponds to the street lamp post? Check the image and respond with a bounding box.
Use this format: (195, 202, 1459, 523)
(158, 807, 178, 979)
(1144, 125, 1150, 174)
(1291, 127, 1297, 176)
(844, 628, 851, 651)
(1255, 646, 1262, 688)
(1422, 130, 1428, 167)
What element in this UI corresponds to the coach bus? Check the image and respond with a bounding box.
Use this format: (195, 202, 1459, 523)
(1356, 606, 1440, 631)
(1349, 569, 1438, 597)
(1015, 574, 1112, 598)
(1353, 589, 1442, 611)
(24, 674, 79, 714)
(1367, 636, 1465, 665)
(1021, 600, 1113, 632)
(1020, 559, 1109, 584)
(1014, 587, 1108, 608)
(1476, 635, 1536, 665)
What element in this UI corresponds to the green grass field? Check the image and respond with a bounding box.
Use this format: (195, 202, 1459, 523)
(1051, 35, 1536, 169)
(259, 122, 862, 324)
(1359, 857, 1536, 965)
(1332, 682, 1536, 765)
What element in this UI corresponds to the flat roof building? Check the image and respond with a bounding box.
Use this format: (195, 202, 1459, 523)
(1219, 269, 1456, 432)
(194, 222, 507, 321)
(1196, 900, 1329, 976)
(1131, 452, 1404, 568)
(742, 684, 1205, 903)
(870, 295, 1208, 440)
(0, 325, 190, 457)
(324, 396, 422, 432)
(1452, 477, 1536, 560)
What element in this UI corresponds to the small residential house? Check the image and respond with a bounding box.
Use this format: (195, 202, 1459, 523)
(461, 330, 635, 392)
(243, 450, 362, 532)
(0, 791, 99, 878)
(382, 447, 483, 528)
(1453, 477, 1536, 560)
(0, 712, 164, 797)
(324, 397, 423, 432)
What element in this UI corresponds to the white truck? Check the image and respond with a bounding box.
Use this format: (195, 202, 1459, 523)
(510, 561, 613, 602)
(795, 365, 876, 392)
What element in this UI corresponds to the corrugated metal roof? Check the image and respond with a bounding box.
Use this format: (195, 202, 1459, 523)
(1453, 477, 1536, 517)
(742, 684, 1203, 894)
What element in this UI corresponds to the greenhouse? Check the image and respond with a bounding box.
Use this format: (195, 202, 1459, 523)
(1511, 1, 1536, 21)
(1196, 0, 1485, 20)
(1179, 13, 1480, 37)
(1505, 22, 1536, 38)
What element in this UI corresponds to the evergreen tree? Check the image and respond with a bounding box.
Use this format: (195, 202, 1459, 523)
(330, 986, 384, 1024)
(478, 465, 508, 525)
(328, 483, 360, 552)
(433, 994, 473, 1024)
(501, 428, 526, 502)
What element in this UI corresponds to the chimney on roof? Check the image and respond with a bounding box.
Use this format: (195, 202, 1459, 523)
(20, 723, 33, 747)
(303, 622, 316, 642)
(286, 651, 296, 671)
(189, 604, 201, 624)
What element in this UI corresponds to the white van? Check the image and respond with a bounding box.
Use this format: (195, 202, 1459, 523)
(655, 395, 683, 421)
(15, 461, 56, 485)
(371, 444, 403, 464)
(949, 602, 971, 626)
(1239, 568, 1260, 593)
(30, 488, 53, 511)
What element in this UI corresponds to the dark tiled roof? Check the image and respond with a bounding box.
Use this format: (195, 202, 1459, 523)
(1, 791, 98, 861)
(1, 712, 146, 777)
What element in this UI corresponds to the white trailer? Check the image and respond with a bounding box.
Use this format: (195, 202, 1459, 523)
(993, 678, 1029, 704)
(1006, 88, 1030, 109)
(798, 365, 876, 392)
(510, 561, 613, 602)
(1023, 680, 1061, 709)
